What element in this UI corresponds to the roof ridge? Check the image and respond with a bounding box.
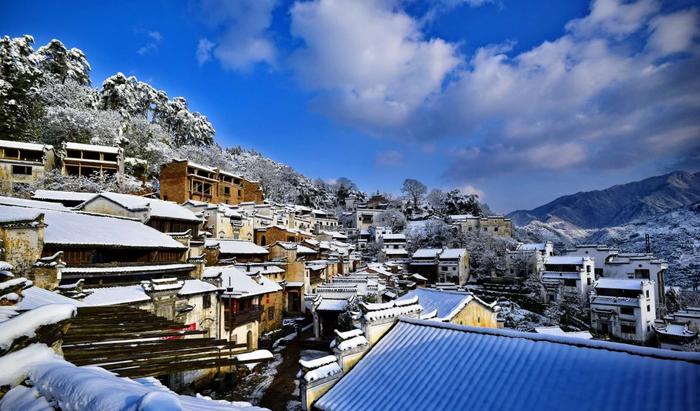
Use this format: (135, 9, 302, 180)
(398, 317, 700, 364)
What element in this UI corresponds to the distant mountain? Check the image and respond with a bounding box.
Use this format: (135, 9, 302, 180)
(508, 171, 700, 228)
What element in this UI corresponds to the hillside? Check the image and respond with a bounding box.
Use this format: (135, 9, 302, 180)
(509, 171, 700, 228)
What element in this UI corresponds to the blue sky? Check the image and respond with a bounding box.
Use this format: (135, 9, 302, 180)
(2, 0, 699, 213)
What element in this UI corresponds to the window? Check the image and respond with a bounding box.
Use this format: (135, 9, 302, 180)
(620, 307, 634, 315)
(203, 294, 211, 309)
(3, 148, 19, 158)
(83, 150, 100, 160)
(477, 316, 481, 323)
(224, 186, 230, 196)
(564, 279, 577, 287)
(587, 278, 592, 285)
(645, 290, 649, 298)
(494, 227, 499, 232)
(620, 324, 636, 334)
(647, 305, 651, 312)
(268, 307, 275, 320)
(12, 165, 32, 175)
(442, 266, 448, 271)
(66, 149, 82, 158)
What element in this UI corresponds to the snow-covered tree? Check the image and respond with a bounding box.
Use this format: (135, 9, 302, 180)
(443, 189, 482, 216)
(374, 209, 407, 232)
(0, 35, 43, 141)
(35, 39, 91, 86)
(41, 105, 123, 147)
(401, 178, 427, 209)
(426, 188, 447, 215)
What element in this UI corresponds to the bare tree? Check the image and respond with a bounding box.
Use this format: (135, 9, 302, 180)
(401, 178, 427, 209)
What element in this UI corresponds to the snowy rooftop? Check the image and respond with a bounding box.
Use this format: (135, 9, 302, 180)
(16, 286, 84, 310)
(317, 298, 349, 312)
(0, 195, 69, 211)
(399, 288, 473, 321)
(206, 239, 269, 255)
(517, 243, 547, 251)
(0, 204, 187, 250)
(439, 248, 467, 259)
(0, 139, 52, 151)
(206, 266, 282, 298)
(178, 279, 220, 296)
(65, 141, 121, 154)
(534, 327, 593, 340)
(82, 285, 150, 306)
(316, 318, 700, 411)
(234, 264, 285, 276)
(0, 303, 76, 351)
(545, 256, 587, 265)
(595, 278, 647, 291)
(80, 192, 201, 222)
(381, 233, 406, 241)
(32, 190, 95, 203)
(412, 248, 443, 258)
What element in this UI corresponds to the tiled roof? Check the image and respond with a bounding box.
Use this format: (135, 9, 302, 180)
(316, 318, 700, 411)
(398, 288, 472, 321)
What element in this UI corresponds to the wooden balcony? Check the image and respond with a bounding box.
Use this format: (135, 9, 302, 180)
(225, 305, 263, 329)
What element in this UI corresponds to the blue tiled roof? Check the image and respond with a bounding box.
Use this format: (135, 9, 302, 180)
(398, 288, 471, 320)
(316, 318, 700, 411)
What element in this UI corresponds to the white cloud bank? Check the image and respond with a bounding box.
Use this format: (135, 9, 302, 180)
(197, 0, 277, 71)
(286, 0, 700, 182)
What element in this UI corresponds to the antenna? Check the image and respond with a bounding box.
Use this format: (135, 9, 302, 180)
(645, 234, 651, 254)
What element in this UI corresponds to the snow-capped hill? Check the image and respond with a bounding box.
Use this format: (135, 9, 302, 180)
(509, 171, 700, 228)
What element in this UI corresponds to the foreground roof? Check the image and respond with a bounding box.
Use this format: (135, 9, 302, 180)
(0, 204, 186, 250)
(316, 318, 700, 411)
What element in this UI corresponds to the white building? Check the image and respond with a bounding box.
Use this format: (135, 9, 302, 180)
(563, 245, 668, 306)
(541, 256, 595, 303)
(410, 248, 470, 285)
(437, 249, 469, 285)
(604, 253, 668, 306)
(564, 244, 618, 276)
(506, 241, 553, 278)
(590, 278, 656, 344)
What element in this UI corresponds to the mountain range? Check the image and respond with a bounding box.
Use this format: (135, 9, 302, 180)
(508, 171, 700, 229)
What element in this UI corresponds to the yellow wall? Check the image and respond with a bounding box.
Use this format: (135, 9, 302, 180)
(450, 300, 499, 328)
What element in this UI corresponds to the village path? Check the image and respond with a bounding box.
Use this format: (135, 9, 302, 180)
(259, 327, 329, 411)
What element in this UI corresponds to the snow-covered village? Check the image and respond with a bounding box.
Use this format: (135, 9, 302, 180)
(1, 0, 700, 410)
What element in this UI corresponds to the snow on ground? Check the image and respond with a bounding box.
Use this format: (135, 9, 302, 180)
(498, 300, 553, 332)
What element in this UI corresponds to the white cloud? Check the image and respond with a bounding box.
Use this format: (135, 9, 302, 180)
(647, 9, 699, 56)
(375, 149, 404, 167)
(566, 0, 659, 37)
(198, 0, 277, 71)
(460, 184, 485, 199)
(290, 0, 460, 132)
(196, 38, 215, 65)
(137, 31, 162, 55)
